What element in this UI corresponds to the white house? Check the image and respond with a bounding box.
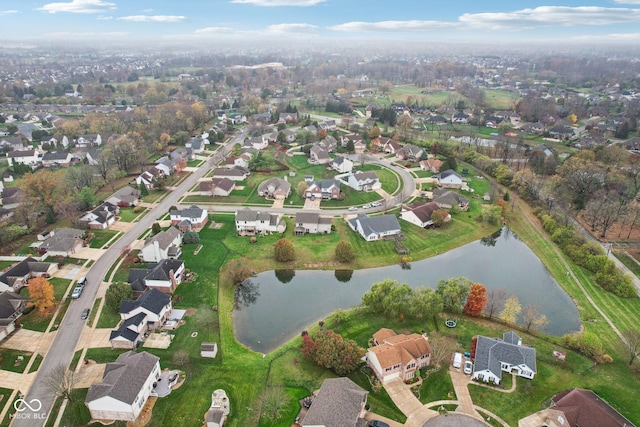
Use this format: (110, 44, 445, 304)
(330, 156, 353, 173)
(109, 312, 147, 349)
(127, 259, 185, 295)
(400, 201, 450, 228)
(309, 145, 330, 164)
(76, 134, 102, 147)
(79, 202, 119, 230)
(42, 152, 73, 168)
(436, 169, 463, 189)
(6, 150, 41, 167)
(340, 171, 382, 191)
(139, 226, 182, 263)
(199, 177, 235, 197)
(347, 214, 401, 241)
(471, 331, 537, 385)
(119, 289, 172, 327)
(85, 351, 161, 422)
(294, 212, 332, 236)
(235, 208, 286, 235)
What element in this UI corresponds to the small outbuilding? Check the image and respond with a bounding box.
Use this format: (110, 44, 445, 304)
(201, 342, 218, 358)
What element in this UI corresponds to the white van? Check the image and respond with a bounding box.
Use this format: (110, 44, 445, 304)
(453, 352, 463, 369)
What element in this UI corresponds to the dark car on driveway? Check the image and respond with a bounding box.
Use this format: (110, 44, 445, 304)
(81, 308, 90, 320)
(369, 421, 390, 427)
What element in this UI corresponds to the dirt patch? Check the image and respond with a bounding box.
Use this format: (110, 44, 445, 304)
(184, 308, 197, 316)
(209, 222, 223, 229)
(126, 396, 156, 427)
(576, 215, 640, 242)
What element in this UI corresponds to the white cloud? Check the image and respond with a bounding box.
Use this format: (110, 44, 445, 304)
(571, 32, 640, 41)
(43, 31, 127, 38)
(96, 15, 113, 20)
(37, 0, 116, 14)
(267, 23, 317, 33)
(459, 6, 640, 30)
(118, 15, 188, 22)
(230, 0, 325, 6)
(613, 0, 640, 4)
(141, 8, 153, 13)
(0, 10, 18, 15)
(193, 26, 236, 34)
(329, 20, 457, 32)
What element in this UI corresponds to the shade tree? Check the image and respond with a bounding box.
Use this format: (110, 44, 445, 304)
(463, 283, 487, 316)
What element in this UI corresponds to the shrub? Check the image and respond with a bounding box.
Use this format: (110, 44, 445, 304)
(132, 205, 144, 213)
(183, 231, 200, 244)
(335, 240, 355, 263)
(274, 238, 295, 262)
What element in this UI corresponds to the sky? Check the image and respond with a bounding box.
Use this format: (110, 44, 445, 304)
(2, 0, 640, 44)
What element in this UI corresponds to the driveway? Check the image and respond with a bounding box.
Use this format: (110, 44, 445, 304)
(448, 367, 482, 419)
(0, 329, 55, 354)
(303, 198, 321, 210)
(383, 379, 439, 427)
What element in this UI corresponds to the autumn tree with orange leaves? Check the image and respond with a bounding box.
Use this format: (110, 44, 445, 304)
(463, 283, 488, 316)
(28, 277, 55, 313)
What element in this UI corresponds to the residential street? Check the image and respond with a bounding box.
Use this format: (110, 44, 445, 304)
(11, 132, 244, 427)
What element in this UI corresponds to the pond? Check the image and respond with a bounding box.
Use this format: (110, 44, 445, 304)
(232, 227, 582, 353)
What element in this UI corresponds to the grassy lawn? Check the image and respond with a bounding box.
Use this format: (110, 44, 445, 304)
(187, 159, 204, 167)
(19, 277, 72, 331)
(0, 349, 33, 373)
(413, 170, 434, 179)
(118, 207, 143, 222)
(97, 303, 122, 328)
(142, 190, 167, 203)
(0, 387, 19, 427)
(418, 367, 454, 403)
(87, 229, 119, 248)
(28, 353, 43, 373)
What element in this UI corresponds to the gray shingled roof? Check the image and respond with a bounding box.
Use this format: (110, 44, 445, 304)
(257, 177, 291, 195)
(144, 226, 181, 251)
(437, 169, 462, 181)
(0, 292, 28, 319)
(86, 351, 159, 405)
(432, 189, 468, 206)
(119, 288, 171, 316)
(349, 214, 400, 237)
(109, 312, 146, 342)
(170, 205, 205, 219)
(301, 378, 367, 427)
(473, 333, 536, 382)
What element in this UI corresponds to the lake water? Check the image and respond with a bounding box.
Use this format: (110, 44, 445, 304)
(233, 227, 582, 353)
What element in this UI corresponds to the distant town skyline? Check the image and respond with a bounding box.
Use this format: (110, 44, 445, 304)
(2, 0, 640, 44)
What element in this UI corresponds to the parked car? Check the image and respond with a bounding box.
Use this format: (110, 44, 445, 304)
(363, 204, 372, 209)
(464, 360, 473, 375)
(71, 286, 83, 299)
(348, 206, 358, 211)
(77, 277, 87, 287)
(369, 420, 390, 427)
(81, 308, 90, 320)
(371, 201, 382, 207)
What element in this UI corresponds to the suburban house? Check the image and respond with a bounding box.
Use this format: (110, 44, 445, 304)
(0, 136, 27, 151)
(282, 129, 297, 143)
(436, 169, 464, 189)
(317, 136, 338, 152)
(212, 166, 250, 181)
(341, 133, 363, 148)
(79, 202, 119, 230)
(300, 377, 368, 427)
(520, 122, 545, 135)
(305, 179, 341, 200)
(85, 351, 161, 422)
(347, 214, 401, 241)
(419, 158, 443, 173)
(0, 187, 24, 209)
(244, 135, 268, 151)
(309, 145, 330, 164)
(42, 152, 73, 168)
(76, 134, 102, 147)
(257, 177, 291, 200)
(383, 138, 402, 155)
(294, 212, 332, 235)
(319, 119, 337, 131)
(0, 292, 29, 342)
(186, 137, 205, 154)
(155, 157, 176, 175)
(86, 149, 104, 166)
(400, 201, 451, 228)
(199, 177, 235, 197)
(109, 312, 147, 349)
(366, 328, 431, 383)
(38, 228, 85, 257)
(397, 144, 424, 162)
(353, 139, 366, 153)
(330, 156, 353, 173)
(127, 259, 185, 295)
(235, 208, 286, 235)
(139, 226, 182, 263)
(518, 388, 635, 427)
(6, 150, 41, 167)
(432, 189, 470, 211)
(452, 111, 470, 124)
(341, 171, 382, 191)
(106, 186, 141, 207)
(0, 257, 58, 292)
(170, 205, 208, 231)
(135, 168, 163, 190)
(471, 331, 537, 385)
(119, 289, 172, 328)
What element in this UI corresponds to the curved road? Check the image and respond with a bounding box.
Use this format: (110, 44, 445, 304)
(14, 132, 416, 427)
(12, 130, 246, 427)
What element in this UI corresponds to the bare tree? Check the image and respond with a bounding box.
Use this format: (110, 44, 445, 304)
(44, 364, 79, 403)
(521, 304, 549, 332)
(484, 289, 508, 319)
(428, 335, 457, 368)
(623, 330, 640, 365)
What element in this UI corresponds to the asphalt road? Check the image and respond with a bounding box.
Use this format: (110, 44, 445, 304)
(13, 130, 414, 426)
(12, 131, 244, 427)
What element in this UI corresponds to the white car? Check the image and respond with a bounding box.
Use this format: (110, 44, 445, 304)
(371, 201, 382, 207)
(348, 206, 358, 211)
(363, 204, 372, 209)
(464, 360, 473, 375)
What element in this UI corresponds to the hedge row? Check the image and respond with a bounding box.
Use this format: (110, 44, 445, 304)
(537, 210, 636, 298)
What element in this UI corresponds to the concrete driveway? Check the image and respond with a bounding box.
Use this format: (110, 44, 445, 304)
(383, 379, 439, 427)
(1, 329, 55, 354)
